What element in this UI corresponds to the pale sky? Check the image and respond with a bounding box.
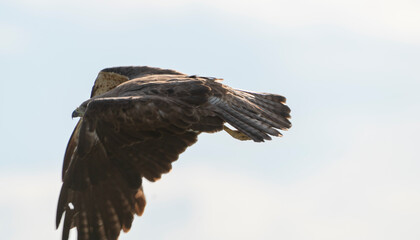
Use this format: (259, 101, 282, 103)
(0, 0, 419, 239)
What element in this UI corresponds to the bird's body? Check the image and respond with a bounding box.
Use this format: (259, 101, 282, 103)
(57, 66, 291, 240)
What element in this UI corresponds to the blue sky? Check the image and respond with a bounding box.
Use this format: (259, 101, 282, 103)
(1, 0, 419, 239)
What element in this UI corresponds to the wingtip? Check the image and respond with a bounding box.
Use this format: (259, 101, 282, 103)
(56, 184, 69, 229)
(56, 205, 64, 229)
(56, 209, 66, 231)
(122, 225, 131, 233)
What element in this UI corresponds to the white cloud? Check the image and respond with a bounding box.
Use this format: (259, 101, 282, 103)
(8, 0, 420, 44)
(0, 172, 62, 240)
(2, 120, 418, 240)
(139, 119, 420, 240)
(0, 24, 28, 54)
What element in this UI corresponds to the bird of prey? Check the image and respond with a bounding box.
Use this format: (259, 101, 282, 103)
(56, 66, 291, 240)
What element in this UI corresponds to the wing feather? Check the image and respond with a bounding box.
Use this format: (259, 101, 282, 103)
(57, 93, 212, 240)
(57, 70, 292, 240)
(62, 120, 82, 180)
(205, 82, 291, 142)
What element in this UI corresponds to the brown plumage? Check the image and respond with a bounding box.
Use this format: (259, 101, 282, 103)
(57, 66, 291, 240)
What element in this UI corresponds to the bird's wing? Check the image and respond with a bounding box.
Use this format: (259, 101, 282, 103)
(57, 74, 292, 240)
(61, 120, 82, 180)
(62, 71, 132, 180)
(57, 93, 219, 240)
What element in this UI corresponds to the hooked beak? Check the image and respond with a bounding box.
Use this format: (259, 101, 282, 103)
(72, 108, 82, 119)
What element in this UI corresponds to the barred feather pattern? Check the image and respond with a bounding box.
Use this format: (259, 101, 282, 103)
(57, 66, 292, 240)
(57, 128, 148, 240)
(208, 89, 291, 142)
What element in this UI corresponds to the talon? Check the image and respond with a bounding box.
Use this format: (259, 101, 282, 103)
(223, 125, 252, 141)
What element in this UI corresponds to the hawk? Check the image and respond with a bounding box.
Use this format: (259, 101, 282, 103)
(56, 66, 291, 240)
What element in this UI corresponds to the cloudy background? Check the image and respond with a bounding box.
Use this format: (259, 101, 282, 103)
(1, 0, 419, 239)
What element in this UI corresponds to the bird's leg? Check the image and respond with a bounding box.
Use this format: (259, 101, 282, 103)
(223, 125, 252, 141)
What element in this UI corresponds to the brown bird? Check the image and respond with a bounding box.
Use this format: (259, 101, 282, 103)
(56, 66, 291, 240)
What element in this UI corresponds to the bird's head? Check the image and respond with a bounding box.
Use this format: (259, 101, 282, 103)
(72, 105, 87, 118)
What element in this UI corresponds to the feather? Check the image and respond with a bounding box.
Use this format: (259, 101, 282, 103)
(57, 66, 291, 240)
(208, 87, 291, 142)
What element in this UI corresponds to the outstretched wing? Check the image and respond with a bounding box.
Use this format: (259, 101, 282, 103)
(57, 91, 220, 240)
(61, 71, 130, 180)
(57, 70, 292, 240)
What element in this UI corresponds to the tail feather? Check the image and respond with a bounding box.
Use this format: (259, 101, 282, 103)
(215, 102, 271, 142)
(244, 92, 291, 117)
(229, 104, 285, 132)
(227, 104, 281, 137)
(255, 105, 291, 130)
(241, 90, 287, 103)
(210, 89, 291, 142)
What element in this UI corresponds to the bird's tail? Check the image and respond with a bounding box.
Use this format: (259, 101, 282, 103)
(211, 89, 291, 142)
